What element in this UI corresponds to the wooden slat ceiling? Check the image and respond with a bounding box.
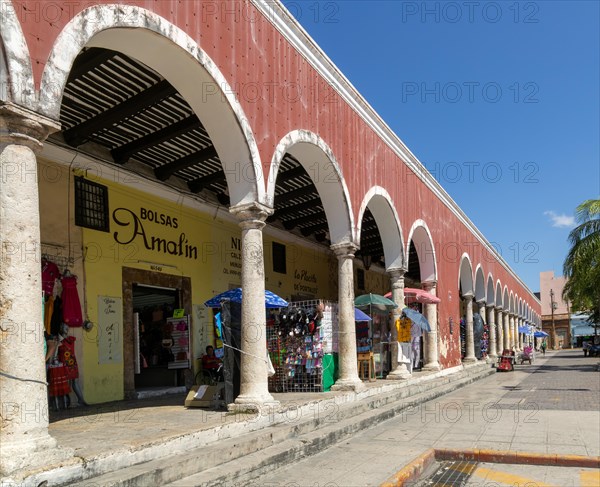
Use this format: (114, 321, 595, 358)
(56, 47, 385, 266)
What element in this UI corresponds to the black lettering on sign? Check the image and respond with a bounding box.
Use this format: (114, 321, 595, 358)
(112, 208, 197, 260)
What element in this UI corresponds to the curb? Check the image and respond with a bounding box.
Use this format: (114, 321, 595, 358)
(380, 449, 436, 487)
(381, 448, 600, 486)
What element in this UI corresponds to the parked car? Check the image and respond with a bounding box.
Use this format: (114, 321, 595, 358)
(588, 344, 600, 357)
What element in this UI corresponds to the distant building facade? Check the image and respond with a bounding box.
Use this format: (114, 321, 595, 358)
(539, 271, 571, 348)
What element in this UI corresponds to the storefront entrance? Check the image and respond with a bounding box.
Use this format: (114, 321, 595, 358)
(122, 267, 192, 398)
(133, 284, 180, 390)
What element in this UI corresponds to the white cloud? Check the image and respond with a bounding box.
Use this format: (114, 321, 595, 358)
(544, 211, 575, 228)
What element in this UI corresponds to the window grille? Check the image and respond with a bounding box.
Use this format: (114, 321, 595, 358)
(74, 176, 109, 232)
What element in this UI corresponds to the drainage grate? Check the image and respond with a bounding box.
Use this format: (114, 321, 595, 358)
(416, 460, 478, 486)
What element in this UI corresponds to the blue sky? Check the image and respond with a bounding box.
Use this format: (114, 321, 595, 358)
(282, 0, 600, 293)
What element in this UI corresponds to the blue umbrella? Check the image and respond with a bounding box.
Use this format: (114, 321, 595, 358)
(533, 330, 549, 338)
(402, 307, 431, 332)
(204, 288, 288, 309)
(354, 307, 372, 322)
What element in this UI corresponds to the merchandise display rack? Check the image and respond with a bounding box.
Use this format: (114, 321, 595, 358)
(267, 300, 337, 393)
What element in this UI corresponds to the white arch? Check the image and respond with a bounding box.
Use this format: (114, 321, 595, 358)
(38, 5, 264, 207)
(509, 292, 515, 314)
(459, 253, 474, 295)
(267, 130, 354, 244)
(486, 274, 495, 306)
(495, 280, 503, 308)
(0, 0, 36, 108)
(405, 219, 437, 281)
(503, 286, 510, 310)
(355, 186, 404, 270)
(474, 265, 486, 302)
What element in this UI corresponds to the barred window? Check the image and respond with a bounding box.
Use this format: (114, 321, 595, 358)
(272, 242, 287, 274)
(74, 176, 109, 232)
(357, 268, 365, 290)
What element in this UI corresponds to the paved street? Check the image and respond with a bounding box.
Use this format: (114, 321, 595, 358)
(253, 349, 600, 486)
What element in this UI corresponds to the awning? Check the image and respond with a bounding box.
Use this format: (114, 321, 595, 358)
(572, 325, 598, 337)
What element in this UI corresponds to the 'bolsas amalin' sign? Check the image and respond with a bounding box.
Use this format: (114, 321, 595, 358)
(112, 207, 198, 259)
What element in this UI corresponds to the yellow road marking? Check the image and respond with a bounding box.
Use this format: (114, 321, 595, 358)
(473, 466, 555, 487)
(580, 469, 600, 487)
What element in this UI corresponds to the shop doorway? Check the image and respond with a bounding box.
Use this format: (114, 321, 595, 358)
(133, 284, 180, 390)
(122, 267, 192, 399)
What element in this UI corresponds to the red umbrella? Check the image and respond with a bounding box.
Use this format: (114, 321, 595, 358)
(384, 287, 441, 305)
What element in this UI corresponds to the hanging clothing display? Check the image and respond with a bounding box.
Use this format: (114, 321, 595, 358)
(267, 300, 329, 393)
(50, 296, 63, 336)
(411, 320, 422, 370)
(48, 364, 71, 397)
(44, 295, 55, 335)
(58, 335, 79, 380)
(41, 259, 60, 298)
(61, 275, 83, 327)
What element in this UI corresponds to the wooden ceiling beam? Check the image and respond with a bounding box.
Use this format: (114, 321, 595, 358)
(67, 48, 117, 83)
(274, 185, 318, 205)
(187, 167, 225, 193)
(63, 79, 177, 147)
(111, 115, 201, 164)
(155, 145, 218, 182)
(300, 221, 329, 237)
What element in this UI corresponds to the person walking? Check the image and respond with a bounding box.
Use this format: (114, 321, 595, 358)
(541, 340, 547, 356)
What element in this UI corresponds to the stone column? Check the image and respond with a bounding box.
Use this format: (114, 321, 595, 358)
(386, 267, 411, 379)
(508, 314, 515, 349)
(495, 308, 504, 353)
(463, 293, 477, 362)
(487, 305, 497, 359)
(330, 242, 363, 391)
(229, 203, 278, 411)
(0, 103, 73, 475)
(422, 280, 440, 371)
(503, 311, 511, 350)
(477, 299, 486, 359)
(518, 318, 523, 350)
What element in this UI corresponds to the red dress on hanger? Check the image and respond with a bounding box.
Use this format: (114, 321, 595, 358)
(42, 259, 60, 297)
(58, 336, 79, 380)
(61, 275, 83, 327)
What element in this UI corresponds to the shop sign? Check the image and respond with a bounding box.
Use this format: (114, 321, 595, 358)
(112, 207, 198, 260)
(98, 296, 123, 364)
(222, 237, 241, 277)
(293, 269, 318, 295)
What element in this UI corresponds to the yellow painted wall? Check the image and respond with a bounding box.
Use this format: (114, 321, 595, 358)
(39, 161, 390, 404)
(77, 175, 342, 403)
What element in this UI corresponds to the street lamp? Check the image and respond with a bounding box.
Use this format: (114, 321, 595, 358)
(550, 289, 557, 350)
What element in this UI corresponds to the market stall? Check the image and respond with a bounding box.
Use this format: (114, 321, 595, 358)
(267, 300, 338, 392)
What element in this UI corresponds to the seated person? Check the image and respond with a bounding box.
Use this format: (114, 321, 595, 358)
(202, 345, 223, 382)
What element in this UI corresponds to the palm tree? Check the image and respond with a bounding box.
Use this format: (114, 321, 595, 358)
(562, 199, 600, 328)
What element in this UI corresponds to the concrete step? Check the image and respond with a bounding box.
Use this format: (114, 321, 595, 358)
(167, 364, 494, 487)
(57, 362, 493, 487)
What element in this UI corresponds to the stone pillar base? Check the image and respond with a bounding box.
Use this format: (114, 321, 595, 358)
(0, 435, 73, 476)
(386, 365, 412, 380)
(331, 379, 365, 392)
(422, 362, 441, 372)
(463, 357, 478, 364)
(228, 394, 280, 413)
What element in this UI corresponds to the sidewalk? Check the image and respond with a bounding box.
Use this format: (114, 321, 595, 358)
(253, 349, 600, 486)
(47, 367, 440, 460)
(8, 360, 492, 486)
